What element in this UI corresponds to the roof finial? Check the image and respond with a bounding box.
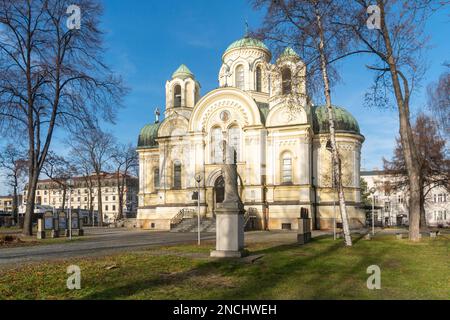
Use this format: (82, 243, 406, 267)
(155, 107, 160, 124)
(244, 19, 249, 38)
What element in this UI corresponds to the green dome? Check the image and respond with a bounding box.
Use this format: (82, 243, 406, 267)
(138, 123, 161, 149)
(313, 106, 361, 135)
(172, 64, 194, 80)
(225, 37, 270, 55)
(279, 47, 300, 59)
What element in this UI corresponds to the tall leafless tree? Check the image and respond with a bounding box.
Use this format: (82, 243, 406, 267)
(252, 0, 359, 246)
(0, 144, 27, 224)
(111, 143, 138, 221)
(41, 151, 78, 210)
(342, 0, 447, 241)
(427, 63, 450, 141)
(384, 114, 450, 228)
(69, 127, 115, 226)
(0, 0, 126, 235)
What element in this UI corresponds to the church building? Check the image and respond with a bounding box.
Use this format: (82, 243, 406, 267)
(136, 35, 365, 231)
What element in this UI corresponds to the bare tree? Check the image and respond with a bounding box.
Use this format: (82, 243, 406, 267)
(384, 114, 450, 229)
(0, 0, 126, 235)
(252, 0, 357, 246)
(41, 151, 78, 210)
(74, 157, 96, 224)
(69, 127, 115, 226)
(342, 0, 447, 241)
(427, 63, 450, 140)
(0, 144, 27, 224)
(111, 144, 138, 221)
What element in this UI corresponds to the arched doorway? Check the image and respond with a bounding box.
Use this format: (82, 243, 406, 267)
(214, 176, 225, 206)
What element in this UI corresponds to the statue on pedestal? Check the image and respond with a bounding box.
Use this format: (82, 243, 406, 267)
(211, 139, 245, 258)
(220, 140, 242, 206)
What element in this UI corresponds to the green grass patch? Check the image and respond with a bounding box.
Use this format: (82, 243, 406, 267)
(0, 235, 448, 300)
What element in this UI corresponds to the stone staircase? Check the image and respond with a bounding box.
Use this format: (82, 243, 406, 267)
(170, 217, 216, 233)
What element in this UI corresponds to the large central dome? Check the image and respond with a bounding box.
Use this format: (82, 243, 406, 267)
(224, 36, 270, 55)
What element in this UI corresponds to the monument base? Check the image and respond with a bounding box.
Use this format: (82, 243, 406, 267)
(51, 230, 60, 238)
(37, 231, 46, 240)
(210, 250, 245, 258)
(210, 204, 245, 258)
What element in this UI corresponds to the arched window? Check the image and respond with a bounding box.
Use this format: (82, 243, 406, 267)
(153, 168, 160, 189)
(228, 125, 241, 163)
(281, 153, 293, 184)
(256, 66, 262, 92)
(173, 161, 182, 189)
(282, 68, 292, 95)
(235, 65, 245, 90)
(174, 85, 182, 107)
(211, 127, 223, 164)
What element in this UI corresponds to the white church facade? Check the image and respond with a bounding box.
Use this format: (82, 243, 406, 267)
(136, 36, 365, 231)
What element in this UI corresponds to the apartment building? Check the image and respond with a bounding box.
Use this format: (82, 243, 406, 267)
(23, 172, 139, 223)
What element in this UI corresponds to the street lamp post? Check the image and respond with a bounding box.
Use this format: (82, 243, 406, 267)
(370, 187, 376, 236)
(67, 178, 74, 241)
(195, 173, 203, 246)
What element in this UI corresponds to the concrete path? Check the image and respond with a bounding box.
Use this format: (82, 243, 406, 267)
(1, 227, 446, 269)
(0, 228, 215, 268)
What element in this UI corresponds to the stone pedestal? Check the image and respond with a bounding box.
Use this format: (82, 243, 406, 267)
(78, 219, 84, 236)
(37, 219, 46, 240)
(210, 203, 245, 258)
(52, 218, 60, 238)
(297, 217, 312, 245)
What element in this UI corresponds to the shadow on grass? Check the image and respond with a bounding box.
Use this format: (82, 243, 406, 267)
(82, 235, 385, 300)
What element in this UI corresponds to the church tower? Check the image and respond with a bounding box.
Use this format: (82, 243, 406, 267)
(165, 64, 201, 118)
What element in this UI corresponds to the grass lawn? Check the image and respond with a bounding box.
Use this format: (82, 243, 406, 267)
(0, 235, 448, 300)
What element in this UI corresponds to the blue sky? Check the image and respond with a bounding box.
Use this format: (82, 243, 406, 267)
(0, 1, 448, 195)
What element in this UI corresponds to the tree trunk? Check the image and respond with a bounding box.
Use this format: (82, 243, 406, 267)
(62, 187, 67, 211)
(97, 176, 103, 226)
(315, 6, 352, 246)
(23, 173, 39, 236)
(419, 181, 427, 230)
(12, 184, 18, 225)
(377, 0, 421, 241)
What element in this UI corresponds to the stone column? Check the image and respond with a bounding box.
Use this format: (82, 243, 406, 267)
(37, 219, 46, 240)
(211, 143, 245, 258)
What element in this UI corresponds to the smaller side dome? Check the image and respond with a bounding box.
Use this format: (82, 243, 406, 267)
(172, 64, 194, 80)
(313, 106, 361, 135)
(138, 123, 161, 149)
(278, 47, 300, 60)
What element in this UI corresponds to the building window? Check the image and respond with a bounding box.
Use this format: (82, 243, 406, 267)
(154, 168, 160, 189)
(228, 125, 241, 163)
(211, 127, 223, 164)
(281, 153, 293, 184)
(174, 84, 182, 107)
(105, 196, 109, 201)
(235, 65, 244, 90)
(112, 205, 116, 211)
(105, 205, 109, 211)
(173, 162, 182, 189)
(256, 66, 262, 92)
(282, 68, 292, 94)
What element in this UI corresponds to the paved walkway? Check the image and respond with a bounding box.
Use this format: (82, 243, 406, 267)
(1, 227, 447, 269)
(0, 228, 215, 268)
